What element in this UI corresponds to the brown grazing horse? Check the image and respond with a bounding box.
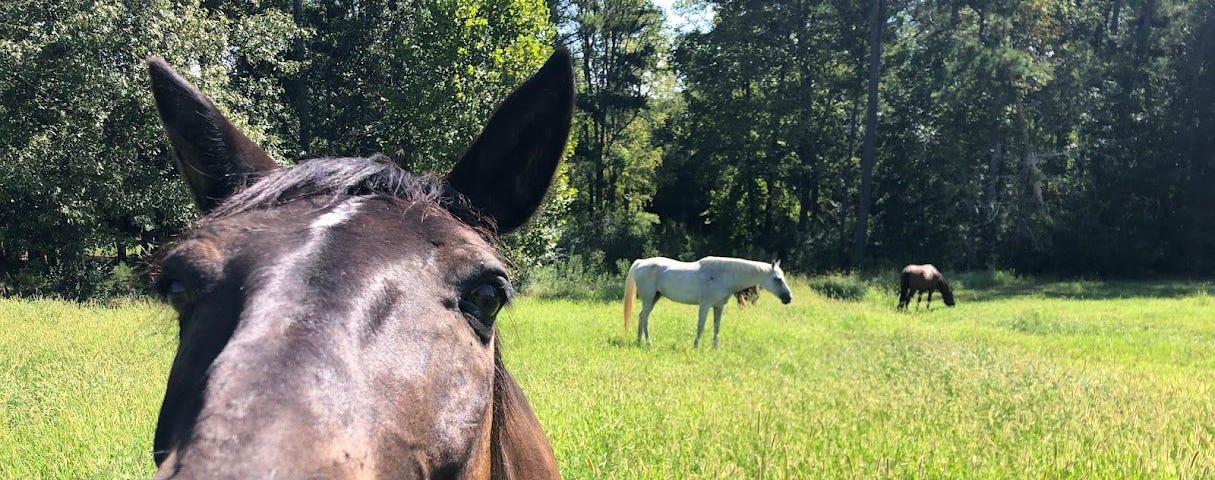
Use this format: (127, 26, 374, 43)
(734, 286, 759, 307)
(897, 264, 956, 310)
(147, 49, 574, 479)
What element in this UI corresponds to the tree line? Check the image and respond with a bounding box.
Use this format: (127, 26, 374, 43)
(1, 0, 1212, 298)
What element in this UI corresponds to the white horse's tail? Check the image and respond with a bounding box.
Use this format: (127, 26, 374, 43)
(622, 261, 638, 332)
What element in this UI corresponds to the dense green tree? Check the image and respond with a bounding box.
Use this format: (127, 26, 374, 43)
(659, 0, 870, 267)
(4, 0, 1215, 298)
(659, 0, 1214, 274)
(849, 0, 884, 267)
(0, 0, 297, 297)
(0, 0, 563, 297)
(545, 0, 668, 265)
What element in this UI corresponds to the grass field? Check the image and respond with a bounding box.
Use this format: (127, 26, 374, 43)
(2, 275, 1214, 478)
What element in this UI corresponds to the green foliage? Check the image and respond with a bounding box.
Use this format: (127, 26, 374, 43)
(0, 0, 557, 298)
(553, 0, 669, 268)
(0, 0, 299, 299)
(95, 263, 146, 300)
(299, 0, 556, 168)
(4, 0, 1215, 298)
(517, 252, 624, 301)
(952, 270, 1026, 291)
(658, 0, 1215, 276)
(806, 274, 869, 301)
(659, 0, 866, 268)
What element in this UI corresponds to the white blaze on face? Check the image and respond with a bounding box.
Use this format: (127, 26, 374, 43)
(310, 198, 365, 232)
(240, 198, 367, 336)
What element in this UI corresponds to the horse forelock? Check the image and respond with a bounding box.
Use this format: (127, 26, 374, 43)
(207, 155, 494, 237)
(150, 155, 506, 278)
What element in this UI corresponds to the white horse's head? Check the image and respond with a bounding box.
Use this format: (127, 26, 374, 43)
(762, 259, 793, 304)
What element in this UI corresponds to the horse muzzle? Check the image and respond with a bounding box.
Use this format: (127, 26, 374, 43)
(780, 295, 792, 305)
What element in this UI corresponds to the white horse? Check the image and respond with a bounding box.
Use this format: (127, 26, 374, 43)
(622, 256, 793, 348)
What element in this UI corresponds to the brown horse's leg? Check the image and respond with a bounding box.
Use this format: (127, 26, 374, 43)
(916, 291, 923, 310)
(927, 290, 933, 310)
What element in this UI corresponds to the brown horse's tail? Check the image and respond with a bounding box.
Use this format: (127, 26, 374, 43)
(898, 271, 911, 309)
(622, 261, 638, 332)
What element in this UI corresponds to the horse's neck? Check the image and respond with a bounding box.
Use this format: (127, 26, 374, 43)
(710, 259, 769, 289)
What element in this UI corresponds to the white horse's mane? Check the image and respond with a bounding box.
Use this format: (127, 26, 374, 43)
(699, 256, 775, 276)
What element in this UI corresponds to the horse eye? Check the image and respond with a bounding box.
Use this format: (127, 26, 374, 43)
(159, 278, 192, 311)
(461, 283, 506, 325)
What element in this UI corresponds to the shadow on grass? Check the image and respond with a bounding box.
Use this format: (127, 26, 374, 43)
(528, 286, 624, 303)
(962, 278, 1215, 301)
(849, 267, 1215, 302)
(606, 336, 637, 348)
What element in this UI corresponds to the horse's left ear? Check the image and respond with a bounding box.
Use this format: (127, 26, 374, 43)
(147, 57, 279, 213)
(447, 48, 575, 233)
(773, 259, 781, 269)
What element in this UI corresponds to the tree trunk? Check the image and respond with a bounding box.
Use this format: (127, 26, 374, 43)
(849, 0, 883, 268)
(289, 0, 311, 158)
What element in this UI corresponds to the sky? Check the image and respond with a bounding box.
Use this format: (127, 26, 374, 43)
(653, 0, 714, 33)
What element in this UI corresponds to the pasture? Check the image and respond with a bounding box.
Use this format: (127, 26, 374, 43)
(2, 275, 1214, 479)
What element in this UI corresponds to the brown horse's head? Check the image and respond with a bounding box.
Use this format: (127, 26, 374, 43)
(734, 286, 759, 307)
(938, 278, 956, 306)
(147, 50, 573, 479)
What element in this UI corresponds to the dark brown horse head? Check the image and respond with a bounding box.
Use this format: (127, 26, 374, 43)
(938, 278, 956, 306)
(147, 49, 574, 479)
(734, 286, 759, 307)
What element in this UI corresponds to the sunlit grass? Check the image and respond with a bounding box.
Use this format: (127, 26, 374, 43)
(0, 299, 174, 479)
(2, 277, 1214, 478)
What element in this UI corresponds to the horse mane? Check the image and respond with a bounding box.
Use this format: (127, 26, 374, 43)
(490, 340, 560, 479)
(208, 155, 490, 232)
(700, 256, 771, 276)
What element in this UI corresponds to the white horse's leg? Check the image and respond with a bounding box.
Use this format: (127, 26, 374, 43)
(711, 304, 725, 349)
(638, 296, 656, 345)
(693, 303, 710, 349)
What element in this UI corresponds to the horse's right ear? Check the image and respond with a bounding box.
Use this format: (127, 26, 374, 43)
(446, 48, 575, 233)
(148, 57, 278, 213)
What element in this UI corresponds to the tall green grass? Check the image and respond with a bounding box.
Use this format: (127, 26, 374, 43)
(2, 276, 1214, 478)
(0, 299, 174, 478)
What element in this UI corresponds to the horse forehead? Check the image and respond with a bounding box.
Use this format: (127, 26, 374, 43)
(190, 197, 491, 255)
(341, 197, 499, 261)
(169, 198, 505, 310)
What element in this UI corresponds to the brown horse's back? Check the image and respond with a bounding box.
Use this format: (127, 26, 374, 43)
(901, 264, 941, 290)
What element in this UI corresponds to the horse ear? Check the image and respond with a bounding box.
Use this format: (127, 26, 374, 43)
(491, 362, 560, 480)
(773, 259, 781, 269)
(446, 48, 575, 233)
(148, 57, 278, 213)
